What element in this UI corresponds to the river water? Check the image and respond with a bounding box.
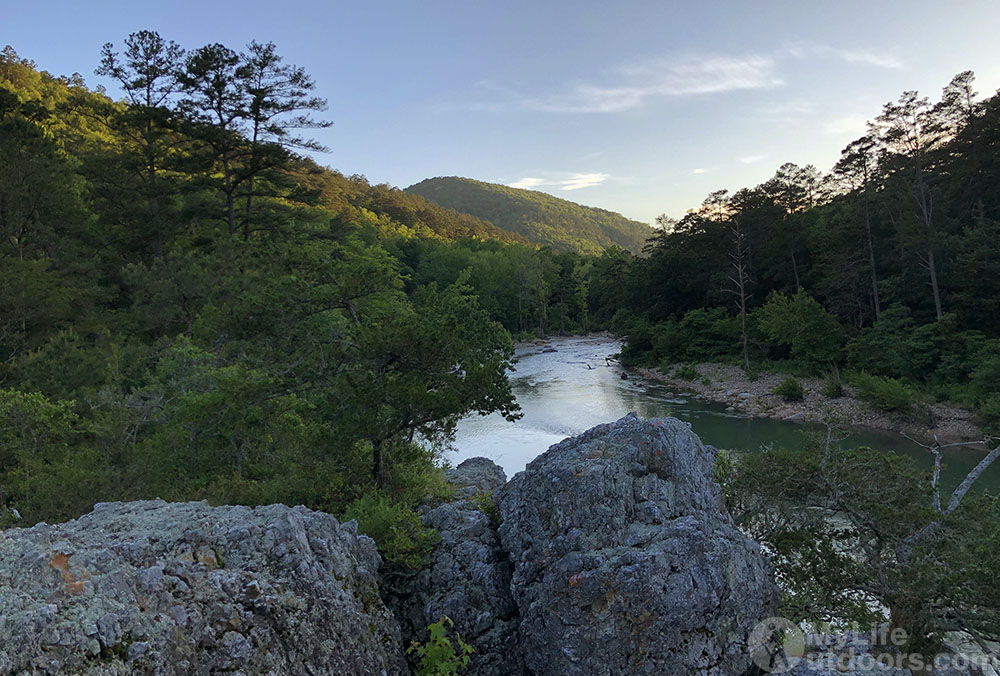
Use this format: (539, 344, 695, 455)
(452, 336, 999, 494)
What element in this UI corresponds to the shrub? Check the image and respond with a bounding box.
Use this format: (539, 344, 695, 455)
(672, 364, 699, 381)
(977, 394, 1000, 434)
(821, 367, 844, 398)
(773, 376, 805, 402)
(754, 291, 844, 371)
(850, 372, 917, 413)
(342, 491, 439, 571)
(407, 616, 474, 676)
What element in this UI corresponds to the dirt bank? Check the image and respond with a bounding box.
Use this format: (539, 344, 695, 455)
(636, 362, 984, 447)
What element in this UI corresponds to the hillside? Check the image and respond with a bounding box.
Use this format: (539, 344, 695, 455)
(406, 177, 653, 255)
(295, 162, 528, 245)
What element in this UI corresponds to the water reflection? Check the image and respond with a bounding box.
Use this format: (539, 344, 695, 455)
(452, 336, 998, 494)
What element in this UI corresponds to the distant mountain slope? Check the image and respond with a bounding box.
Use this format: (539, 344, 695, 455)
(294, 162, 527, 245)
(405, 177, 653, 255)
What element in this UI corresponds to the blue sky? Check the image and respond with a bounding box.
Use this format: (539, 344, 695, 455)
(6, 0, 1000, 223)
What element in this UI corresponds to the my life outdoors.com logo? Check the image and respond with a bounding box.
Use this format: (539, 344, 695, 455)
(748, 616, 999, 673)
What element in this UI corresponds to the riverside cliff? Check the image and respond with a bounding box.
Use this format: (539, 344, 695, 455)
(0, 415, 777, 675)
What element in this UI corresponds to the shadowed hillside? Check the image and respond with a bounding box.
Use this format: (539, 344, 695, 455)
(406, 176, 653, 255)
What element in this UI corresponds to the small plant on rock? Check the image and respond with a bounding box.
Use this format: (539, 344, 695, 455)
(407, 616, 474, 676)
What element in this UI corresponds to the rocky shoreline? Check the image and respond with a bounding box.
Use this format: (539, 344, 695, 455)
(636, 362, 984, 447)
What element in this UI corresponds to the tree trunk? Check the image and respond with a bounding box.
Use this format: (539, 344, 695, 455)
(372, 440, 383, 487)
(927, 248, 943, 320)
(863, 196, 881, 321)
(243, 175, 254, 241)
(223, 152, 236, 236)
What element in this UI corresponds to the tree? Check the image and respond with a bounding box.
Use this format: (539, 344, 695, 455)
(763, 163, 823, 290)
(723, 432, 1000, 654)
(239, 41, 331, 239)
(96, 30, 185, 257)
(871, 91, 946, 319)
(834, 134, 882, 321)
(332, 275, 519, 484)
(754, 290, 844, 370)
(180, 43, 247, 235)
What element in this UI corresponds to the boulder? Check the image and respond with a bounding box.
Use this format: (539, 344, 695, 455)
(0, 500, 406, 675)
(392, 458, 525, 676)
(497, 413, 778, 676)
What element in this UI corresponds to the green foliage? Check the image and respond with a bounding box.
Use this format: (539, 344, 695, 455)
(773, 376, 805, 402)
(976, 394, 1000, 433)
(821, 367, 844, 398)
(723, 442, 1000, 651)
(472, 492, 501, 530)
(672, 364, 700, 381)
(850, 372, 918, 413)
(754, 291, 844, 371)
(343, 492, 440, 571)
(407, 616, 474, 676)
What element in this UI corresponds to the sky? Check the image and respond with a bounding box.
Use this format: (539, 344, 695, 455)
(5, 0, 1000, 224)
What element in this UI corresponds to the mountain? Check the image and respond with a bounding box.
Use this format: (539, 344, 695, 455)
(294, 162, 528, 245)
(405, 177, 653, 255)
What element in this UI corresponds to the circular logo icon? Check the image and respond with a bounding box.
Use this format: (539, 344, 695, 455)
(748, 617, 806, 673)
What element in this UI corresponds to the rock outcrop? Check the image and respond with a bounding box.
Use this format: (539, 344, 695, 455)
(496, 413, 778, 676)
(392, 458, 526, 676)
(0, 415, 780, 675)
(0, 500, 406, 675)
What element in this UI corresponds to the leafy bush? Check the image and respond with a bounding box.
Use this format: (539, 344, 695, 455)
(407, 616, 474, 676)
(821, 367, 844, 398)
(850, 372, 917, 413)
(773, 376, 805, 402)
(342, 491, 439, 571)
(653, 308, 741, 363)
(754, 291, 844, 371)
(977, 394, 1000, 433)
(672, 364, 700, 381)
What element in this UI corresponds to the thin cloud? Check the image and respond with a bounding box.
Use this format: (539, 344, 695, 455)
(739, 154, 768, 164)
(520, 55, 782, 113)
(508, 177, 546, 189)
(784, 43, 903, 69)
(560, 173, 609, 190)
(464, 42, 900, 114)
(692, 168, 708, 174)
(506, 173, 610, 191)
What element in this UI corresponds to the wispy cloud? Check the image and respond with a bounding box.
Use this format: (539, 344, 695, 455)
(518, 55, 782, 113)
(506, 172, 610, 191)
(739, 154, 768, 164)
(560, 173, 609, 190)
(463, 42, 902, 115)
(508, 177, 546, 189)
(691, 168, 708, 174)
(783, 43, 903, 69)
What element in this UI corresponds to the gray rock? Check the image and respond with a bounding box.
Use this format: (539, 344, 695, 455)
(0, 500, 406, 675)
(497, 413, 779, 676)
(393, 458, 525, 676)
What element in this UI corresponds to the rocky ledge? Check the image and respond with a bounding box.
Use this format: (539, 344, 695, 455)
(0, 414, 779, 675)
(0, 501, 405, 675)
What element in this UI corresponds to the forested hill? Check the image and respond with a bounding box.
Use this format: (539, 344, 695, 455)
(405, 176, 653, 255)
(297, 163, 527, 244)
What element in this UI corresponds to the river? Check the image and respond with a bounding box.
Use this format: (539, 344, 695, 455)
(452, 336, 999, 494)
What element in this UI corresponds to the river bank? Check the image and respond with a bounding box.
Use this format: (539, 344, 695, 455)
(636, 362, 984, 446)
